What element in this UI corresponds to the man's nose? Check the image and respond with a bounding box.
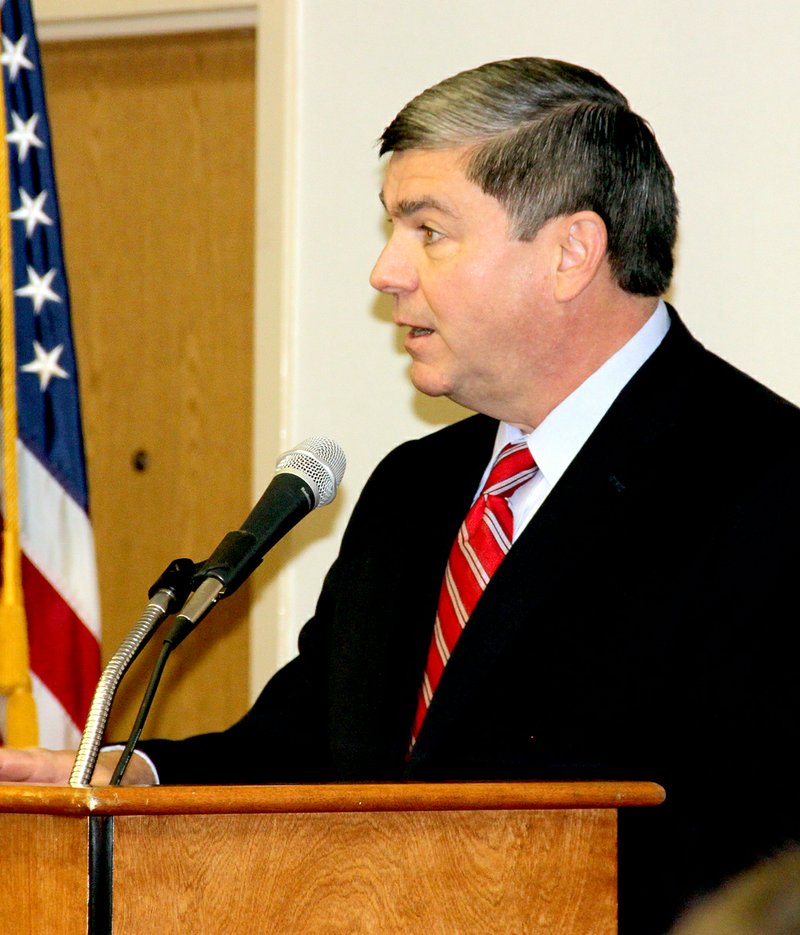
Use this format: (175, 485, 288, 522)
(369, 238, 416, 294)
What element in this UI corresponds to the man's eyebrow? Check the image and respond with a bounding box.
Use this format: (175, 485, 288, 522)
(379, 192, 461, 219)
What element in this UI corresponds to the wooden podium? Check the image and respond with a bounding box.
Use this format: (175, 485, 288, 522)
(1, 780, 663, 934)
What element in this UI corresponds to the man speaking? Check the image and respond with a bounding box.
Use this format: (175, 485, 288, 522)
(2, 57, 798, 933)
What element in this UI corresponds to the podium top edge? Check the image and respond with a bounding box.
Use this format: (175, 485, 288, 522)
(0, 780, 665, 816)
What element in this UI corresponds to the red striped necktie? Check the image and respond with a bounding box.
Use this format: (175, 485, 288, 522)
(410, 440, 538, 745)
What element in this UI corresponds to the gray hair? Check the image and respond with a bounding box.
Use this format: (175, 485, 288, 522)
(379, 58, 678, 296)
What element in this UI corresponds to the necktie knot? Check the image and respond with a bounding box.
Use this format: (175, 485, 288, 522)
(479, 440, 538, 500)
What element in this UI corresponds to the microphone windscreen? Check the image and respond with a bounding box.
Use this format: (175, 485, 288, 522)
(275, 436, 346, 507)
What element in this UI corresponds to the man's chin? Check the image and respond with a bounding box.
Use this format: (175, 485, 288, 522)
(408, 362, 454, 399)
(410, 371, 494, 420)
(410, 376, 451, 400)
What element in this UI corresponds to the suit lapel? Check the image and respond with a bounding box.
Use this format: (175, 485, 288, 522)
(329, 413, 498, 776)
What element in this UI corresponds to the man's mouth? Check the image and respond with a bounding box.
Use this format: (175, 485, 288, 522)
(410, 327, 434, 337)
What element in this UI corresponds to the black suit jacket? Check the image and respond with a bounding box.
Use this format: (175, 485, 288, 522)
(141, 311, 800, 932)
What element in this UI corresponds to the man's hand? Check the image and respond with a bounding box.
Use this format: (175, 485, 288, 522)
(0, 747, 75, 783)
(0, 747, 155, 785)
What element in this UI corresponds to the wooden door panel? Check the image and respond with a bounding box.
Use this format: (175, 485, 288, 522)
(39, 29, 255, 740)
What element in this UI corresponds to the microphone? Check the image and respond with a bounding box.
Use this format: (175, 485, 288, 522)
(166, 436, 346, 646)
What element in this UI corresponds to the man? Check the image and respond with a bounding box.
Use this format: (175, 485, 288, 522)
(2, 58, 798, 933)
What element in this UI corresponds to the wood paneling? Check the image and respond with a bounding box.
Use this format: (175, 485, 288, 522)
(113, 809, 617, 933)
(0, 812, 88, 934)
(39, 30, 256, 740)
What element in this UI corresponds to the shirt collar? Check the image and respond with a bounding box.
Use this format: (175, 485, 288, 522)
(495, 299, 671, 486)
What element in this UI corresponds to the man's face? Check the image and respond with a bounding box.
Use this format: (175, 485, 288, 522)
(370, 147, 566, 429)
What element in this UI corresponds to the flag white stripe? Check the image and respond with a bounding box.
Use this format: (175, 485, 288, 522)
(15, 438, 100, 636)
(29, 671, 82, 748)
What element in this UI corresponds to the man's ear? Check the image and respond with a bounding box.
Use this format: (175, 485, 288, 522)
(554, 211, 608, 302)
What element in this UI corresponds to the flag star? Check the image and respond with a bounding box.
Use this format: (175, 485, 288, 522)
(9, 187, 53, 237)
(2, 34, 35, 82)
(20, 341, 70, 391)
(7, 111, 45, 162)
(15, 265, 62, 313)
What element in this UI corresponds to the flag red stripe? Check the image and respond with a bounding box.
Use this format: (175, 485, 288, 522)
(22, 554, 100, 730)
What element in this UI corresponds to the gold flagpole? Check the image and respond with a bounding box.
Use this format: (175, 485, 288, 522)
(0, 65, 38, 746)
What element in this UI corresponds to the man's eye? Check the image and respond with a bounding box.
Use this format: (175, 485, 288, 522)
(421, 226, 443, 243)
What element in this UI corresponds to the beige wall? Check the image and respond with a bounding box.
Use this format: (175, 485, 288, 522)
(34, 1, 800, 698)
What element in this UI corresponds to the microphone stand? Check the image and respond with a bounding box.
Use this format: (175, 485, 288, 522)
(93, 546, 250, 786)
(68, 559, 195, 788)
(107, 509, 285, 784)
(107, 578, 223, 786)
(106, 531, 287, 786)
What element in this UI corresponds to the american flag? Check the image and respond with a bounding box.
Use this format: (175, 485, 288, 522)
(0, 0, 101, 747)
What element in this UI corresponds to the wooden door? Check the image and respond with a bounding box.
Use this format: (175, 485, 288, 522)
(39, 29, 256, 740)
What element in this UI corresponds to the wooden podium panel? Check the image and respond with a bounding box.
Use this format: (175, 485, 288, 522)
(0, 781, 664, 934)
(3, 812, 88, 933)
(113, 808, 613, 933)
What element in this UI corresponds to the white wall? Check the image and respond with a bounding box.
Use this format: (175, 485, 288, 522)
(32, 0, 800, 697)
